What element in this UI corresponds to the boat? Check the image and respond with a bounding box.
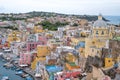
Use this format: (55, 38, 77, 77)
(15, 70, 23, 75)
(1, 76, 9, 80)
(21, 73, 29, 78)
(15, 68, 23, 71)
(0, 52, 3, 56)
(26, 76, 33, 80)
(10, 66, 16, 70)
(2, 59, 6, 62)
(3, 63, 8, 67)
(3, 63, 13, 69)
(6, 57, 11, 61)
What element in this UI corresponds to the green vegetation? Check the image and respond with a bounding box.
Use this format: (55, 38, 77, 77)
(0, 17, 26, 21)
(37, 21, 69, 31)
(0, 26, 18, 30)
(77, 15, 108, 21)
(27, 11, 67, 18)
(113, 37, 120, 41)
(72, 23, 78, 26)
(0, 11, 109, 21)
(27, 11, 108, 21)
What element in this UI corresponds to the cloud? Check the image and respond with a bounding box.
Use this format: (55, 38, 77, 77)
(0, 0, 120, 15)
(0, 6, 5, 10)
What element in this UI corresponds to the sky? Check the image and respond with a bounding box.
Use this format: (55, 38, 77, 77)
(0, 0, 120, 16)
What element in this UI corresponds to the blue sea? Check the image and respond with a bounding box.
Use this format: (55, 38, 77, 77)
(104, 16, 120, 25)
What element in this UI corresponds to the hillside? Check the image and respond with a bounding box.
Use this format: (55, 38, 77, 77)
(26, 11, 108, 21)
(0, 11, 109, 22)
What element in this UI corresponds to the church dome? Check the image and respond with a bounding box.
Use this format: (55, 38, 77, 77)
(93, 14, 108, 27)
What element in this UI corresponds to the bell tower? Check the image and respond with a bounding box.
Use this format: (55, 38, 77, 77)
(98, 14, 102, 20)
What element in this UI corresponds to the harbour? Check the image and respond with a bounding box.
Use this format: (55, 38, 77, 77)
(0, 56, 33, 80)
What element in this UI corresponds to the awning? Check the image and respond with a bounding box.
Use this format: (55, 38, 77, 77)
(19, 64, 28, 67)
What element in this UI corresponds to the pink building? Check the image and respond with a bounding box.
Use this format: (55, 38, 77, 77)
(26, 40, 47, 52)
(26, 42, 41, 51)
(27, 36, 47, 51)
(22, 35, 48, 52)
(19, 53, 31, 65)
(22, 42, 47, 52)
(38, 36, 47, 45)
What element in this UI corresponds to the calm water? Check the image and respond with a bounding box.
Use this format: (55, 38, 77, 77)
(0, 57, 25, 80)
(105, 16, 120, 25)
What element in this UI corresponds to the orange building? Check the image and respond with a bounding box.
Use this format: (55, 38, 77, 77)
(66, 62, 80, 70)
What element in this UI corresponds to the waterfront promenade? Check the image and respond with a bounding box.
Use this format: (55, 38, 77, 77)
(0, 49, 42, 80)
(24, 68, 42, 80)
(0, 57, 25, 80)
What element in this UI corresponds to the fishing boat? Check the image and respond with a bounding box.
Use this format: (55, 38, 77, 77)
(1, 76, 9, 80)
(21, 73, 29, 78)
(3, 63, 13, 69)
(15, 70, 23, 75)
(26, 76, 33, 80)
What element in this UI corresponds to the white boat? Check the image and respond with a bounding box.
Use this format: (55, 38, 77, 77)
(15, 71, 23, 75)
(35, 73, 41, 78)
(0, 52, 3, 55)
(1, 76, 9, 80)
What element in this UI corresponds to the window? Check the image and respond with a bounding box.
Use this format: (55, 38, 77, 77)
(108, 60, 111, 62)
(97, 51, 99, 53)
(101, 31, 104, 35)
(32, 44, 34, 47)
(30, 48, 32, 51)
(30, 44, 32, 47)
(96, 31, 98, 34)
(92, 41, 95, 44)
(42, 42, 44, 45)
(92, 49, 94, 52)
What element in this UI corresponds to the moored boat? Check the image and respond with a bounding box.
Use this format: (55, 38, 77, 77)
(1, 76, 9, 80)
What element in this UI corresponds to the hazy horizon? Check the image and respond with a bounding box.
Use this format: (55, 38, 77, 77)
(0, 0, 120, 16)
(0, 11, 120, 17)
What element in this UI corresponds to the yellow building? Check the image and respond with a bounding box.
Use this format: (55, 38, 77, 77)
(33, 26, 44, 33)
(47, 39, 63, 50)
(31, 57, 46, 70)
(37, 45, 51, 57)
(92, 14, 115, 39)
(66, 53, 76, 62)
(71, 37, 85, 46)
(79, 19, 88, 27)
(31, 45, 51, 70)
(7, 31, 21, 43)
(104, 58, 114, 68)
(79, 47, 85, 57)
(80, 31, 89, 37)
(64, 52, 80, 70)
(116, 56, 120, 62)
(84, 14, 115, 58)
(85, 38, 106, 57)
(65, 62, 80, 70)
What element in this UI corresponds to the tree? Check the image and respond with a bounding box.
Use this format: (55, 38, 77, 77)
(73, 23, 78, 26)
(37, 21, 68, 31)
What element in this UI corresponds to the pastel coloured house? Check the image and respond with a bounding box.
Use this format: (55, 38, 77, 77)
(31, 45, 51, 70)
(7, 31, 21, 43)
(66, 53, 76, 62)
(33, 26, 44, 33)
(38, 35, 47, 45)
(19, 53, 31, 66)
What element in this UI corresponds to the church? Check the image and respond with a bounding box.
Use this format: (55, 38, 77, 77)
(85, 14, 115, 58)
